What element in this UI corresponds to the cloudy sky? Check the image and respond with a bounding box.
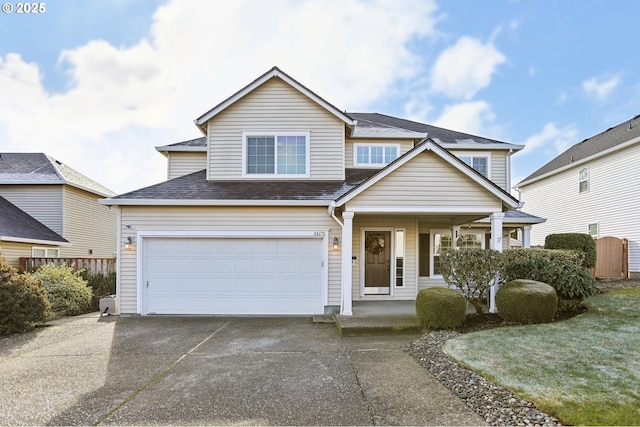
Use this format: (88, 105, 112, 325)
(1, 0, 638, 195)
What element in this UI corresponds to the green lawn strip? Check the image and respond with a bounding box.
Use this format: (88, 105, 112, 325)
(443, 288, 640, 426)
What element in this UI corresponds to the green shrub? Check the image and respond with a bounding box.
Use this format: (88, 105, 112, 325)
(415, 287, 466, 329)
(0, 258, 51, 335)
(503, 249, 597, 300)
(545, 233, 597, 268)
(30, 263, 92, 315)
(496, 279, 558, 324)
(440, 249, 505, 314)
(80, 271, 116, 310)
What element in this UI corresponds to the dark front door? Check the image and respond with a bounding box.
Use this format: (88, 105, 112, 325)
(364, 231, 391, 295)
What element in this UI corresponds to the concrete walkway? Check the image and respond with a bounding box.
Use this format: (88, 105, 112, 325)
(0, 314, 485, 426)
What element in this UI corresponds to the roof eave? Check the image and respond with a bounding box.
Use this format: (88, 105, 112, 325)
(100, 198, 333, 207)
(0, 236, 71, 246)
(439, 142, 525, 151)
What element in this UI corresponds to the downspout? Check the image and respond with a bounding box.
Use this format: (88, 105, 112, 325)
(328, 200, 343, 227)
(506, 148, 513, 195)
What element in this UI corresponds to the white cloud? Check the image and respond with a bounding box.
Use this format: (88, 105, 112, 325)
(0, 0, 439, 193)
(519, 122, 579, 157)
(432, 101, 499, 137)
(582, 74, 622, 101)
(430, 36, 506, 100)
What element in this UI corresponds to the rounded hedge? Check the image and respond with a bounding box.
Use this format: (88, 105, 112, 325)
(496, 279, 558, 324)
(416, 287, 466, 329)
(30, 263, 92, 316)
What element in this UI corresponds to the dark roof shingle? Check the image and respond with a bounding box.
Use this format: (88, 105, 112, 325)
(0, 196, 68, 243)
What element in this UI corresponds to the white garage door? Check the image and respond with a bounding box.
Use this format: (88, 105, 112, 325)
(142, 237, 324, 315)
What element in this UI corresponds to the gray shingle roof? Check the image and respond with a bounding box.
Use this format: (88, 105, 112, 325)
(348, 113, 516, 146)
(156, 137, 207, 151)
(0, 153, 116, 197)
(0, 196, 68, 243)
(520, 114, 640, 184)
(112, 169, 378, 201)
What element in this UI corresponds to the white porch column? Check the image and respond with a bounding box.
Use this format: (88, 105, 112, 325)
(489, 212, 504, 313)
(522, 225, 532, 249)
(341, 211, 354, 315)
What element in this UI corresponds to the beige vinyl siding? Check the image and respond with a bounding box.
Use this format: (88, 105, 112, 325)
(0, 185, 64, 234)
(350, 215, 417, 301)
(345, 138, 415, 167)
(167, 152, 207, 180)
(207, 78, 345, 180)
(118, 206, 341, 314)
(0, 241, 59, 268)
(519, 143, 640, 274)
(62, 186, 117, 258)
(347, 151, 501, 210)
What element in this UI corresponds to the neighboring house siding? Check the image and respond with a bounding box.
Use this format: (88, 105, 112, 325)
(118, 206, 341, 313)
(207, 78, 345, 180)
(167, 152, 207, 180)
(62, 186, 117, 258)
(0, 241, 43, 267)
(345, 138, 414, 167)
(519, 144, 640, 275)
(347, 151, 501, 210)
(0, 185, 64, 235)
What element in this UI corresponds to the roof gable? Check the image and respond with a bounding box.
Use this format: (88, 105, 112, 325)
(194, 66, 354, 132)
(518, 114, 640, 186)
(337, 139, 519, 210)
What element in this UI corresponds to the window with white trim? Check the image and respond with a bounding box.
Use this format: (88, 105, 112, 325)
(588, 223, 598, 237)
(457, 154, 490, 178)
(430, 229, 485, 276)
(32, 247, 59, 258)
(353, 143, 399, 167)
(579, 167, 589, 193)
(395, 229, 405, 287)
(243, 132, 310, 177)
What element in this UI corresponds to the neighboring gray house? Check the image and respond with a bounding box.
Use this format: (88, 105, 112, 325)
(516, 114, 640, 278)
(102, 67, 543, 316)
(0, 153, 117, 267)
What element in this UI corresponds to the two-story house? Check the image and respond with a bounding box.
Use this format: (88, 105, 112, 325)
(102, 67, 543, 316)
(0, 153, 117, 267)
(516, 114, 640, 278)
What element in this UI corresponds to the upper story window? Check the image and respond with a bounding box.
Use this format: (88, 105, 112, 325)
(243, 132, 310, 177)
(354, 143, 399, 167)
(579, 167, 589, 193)
(458, 154, 490, 178)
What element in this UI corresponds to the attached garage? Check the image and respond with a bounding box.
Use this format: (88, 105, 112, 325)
(140, 235, 326, 315)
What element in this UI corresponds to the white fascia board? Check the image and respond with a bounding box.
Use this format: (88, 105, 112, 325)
(99, 198, 332, 207)
(138, 230, 329, 239)
(439, 142, 524, 151)
(0, 236, 72, 246)
(346, 206, 502, 214)
(351, 129, 428, 139)
(517, 135, 640, 188)
(473, 216, 547, 225)
(155, 145, 207, 153)
(194, 69, 354, 128)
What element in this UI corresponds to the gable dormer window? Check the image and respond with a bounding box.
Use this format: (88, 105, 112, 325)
(243, 132, 310, 177)
(353, 143, 399, 167)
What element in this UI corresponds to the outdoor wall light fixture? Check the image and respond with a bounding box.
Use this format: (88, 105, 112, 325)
(332, 236, 340, 250)
(124, 236, 136, 250)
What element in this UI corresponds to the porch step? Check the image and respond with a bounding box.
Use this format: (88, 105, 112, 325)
(333, 313, 424, 336)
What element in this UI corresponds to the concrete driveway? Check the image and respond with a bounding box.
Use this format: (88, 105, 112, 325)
(0, 314, 485, 426)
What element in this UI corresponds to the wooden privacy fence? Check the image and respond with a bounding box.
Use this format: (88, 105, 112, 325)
(594, 237, 628, 279)
(19, 257, 116, 275)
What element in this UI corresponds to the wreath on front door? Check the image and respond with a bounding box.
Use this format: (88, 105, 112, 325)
(365, 233, 386, 255)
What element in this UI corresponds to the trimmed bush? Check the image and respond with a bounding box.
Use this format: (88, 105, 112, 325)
(416, 287, 466, 329)
(545, 233, 596, 269)
(0, 258, 50, 335)
(496, 279, 558, 324)
(503, 249, 597, 300)
(30, 263, 92, 315)
(440, 248, 505, 314)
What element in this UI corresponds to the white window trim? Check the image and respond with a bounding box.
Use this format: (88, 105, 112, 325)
(32, 247, 60, 258)
(242, 131, 311, 178)
(588, 222, 598, 237)
(429, 229, 485, 277)
(352, 143, 401, 168)
(394, 229, 405, 288)
(579, 167, 589, 193)
(454, 152, 491, 179)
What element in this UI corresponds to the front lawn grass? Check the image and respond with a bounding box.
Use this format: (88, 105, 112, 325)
(443, 288, 640, 426)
